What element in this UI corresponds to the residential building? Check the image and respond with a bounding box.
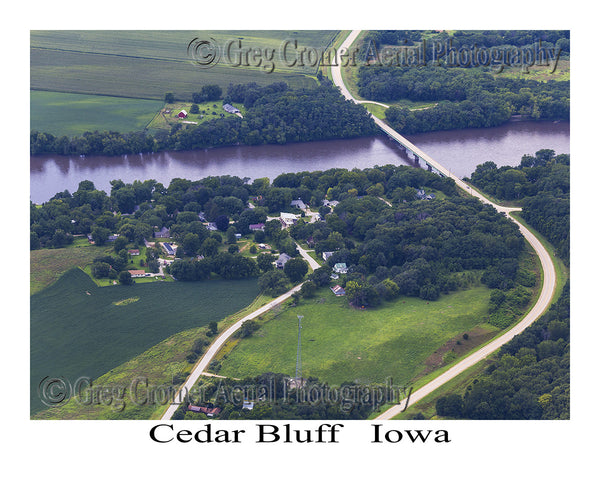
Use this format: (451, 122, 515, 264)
(333, 263, 348, 274)
(275, 253, 292, 269)
(322, 251, 334, 261)
(128, 270, 146, 278)
(291, 198, 307, 210)
(223, 103, 240, 114)
(154, 226, 170, 238)
(161, 242, 177, 256)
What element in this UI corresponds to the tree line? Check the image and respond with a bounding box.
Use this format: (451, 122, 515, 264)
(435, 281, 569, 420)
(357, 65, 569, 134)
(364, 30, 569, 53)
(468, 149, 570, 264)
(30, 81, 378, 156)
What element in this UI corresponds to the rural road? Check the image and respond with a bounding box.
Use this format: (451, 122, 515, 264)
(332, 30, 557, 419)
(161, 280, 304, 420)
(160, 243, 318, 420)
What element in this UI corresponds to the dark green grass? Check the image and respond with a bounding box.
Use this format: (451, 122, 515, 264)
(30, 91, 164, 136)
(30, 268, 259, 414)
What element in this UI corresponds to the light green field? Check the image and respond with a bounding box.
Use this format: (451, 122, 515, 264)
(30, 30, 337, 100)
(30, 241, 112, 294)
(30, 91, 164, 136)
(216, 286, 492, 385)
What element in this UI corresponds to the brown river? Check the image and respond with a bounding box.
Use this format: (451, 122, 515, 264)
(30, 120, 569, 203)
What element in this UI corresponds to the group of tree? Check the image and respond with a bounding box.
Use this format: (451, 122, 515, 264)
(363, 30, 569, 54)
(32, 161, 537, 315)
(362, 65, 570, 134)
(172, 372, 381, 420)
(468, 149, 570, 264)
(435, 282, 569, 419)
(30, 81, 377, 156)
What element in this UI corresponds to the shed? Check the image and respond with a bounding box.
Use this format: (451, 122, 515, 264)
(330, 285, 346, 296)
(178, 110, 188, 118)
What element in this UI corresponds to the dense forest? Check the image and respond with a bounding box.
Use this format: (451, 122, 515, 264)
(430, 150, 570, 420)
(435, 282, 569, 420)
(362, 66, 569, 134)
(468, 149, 570, 264)
(30, 81, 378, 156)
(355, 30, 569, 134)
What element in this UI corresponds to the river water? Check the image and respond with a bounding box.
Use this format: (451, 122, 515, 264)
(30, 121, 569, 203)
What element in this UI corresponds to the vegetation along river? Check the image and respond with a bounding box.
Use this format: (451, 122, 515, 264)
(30, 121, 569, 203)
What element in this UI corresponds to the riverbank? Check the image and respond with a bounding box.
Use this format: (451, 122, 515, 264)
(31, 121, 569, 204)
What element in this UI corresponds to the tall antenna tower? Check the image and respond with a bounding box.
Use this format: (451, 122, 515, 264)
(295, 315, 303, 384)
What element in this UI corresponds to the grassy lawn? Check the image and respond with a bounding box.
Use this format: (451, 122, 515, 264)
(30, 91, 164, 136)
(147, 101, 246, 132)
(216, 285, 492, 386)
(30, 267, 260, 415)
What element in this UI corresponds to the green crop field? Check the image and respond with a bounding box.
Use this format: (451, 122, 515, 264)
(30, 268, 260, 414)
(30, 91, 164, 136)
(30, 30, 338, 100)
(216, 285, 493, 386)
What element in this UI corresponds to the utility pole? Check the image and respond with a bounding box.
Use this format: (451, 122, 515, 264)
(295, 315, 303, 384)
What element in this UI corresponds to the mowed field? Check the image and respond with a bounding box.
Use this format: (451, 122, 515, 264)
(216, 286, 493, 386)
(30, 268, 260, 414)
(30, 91, 164, 136)
(30, 30, 338, 100)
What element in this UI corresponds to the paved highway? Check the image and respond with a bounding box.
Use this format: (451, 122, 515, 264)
(332, 30, 557, 419)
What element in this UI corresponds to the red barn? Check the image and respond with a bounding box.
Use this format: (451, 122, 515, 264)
(178, 110, 188, 118)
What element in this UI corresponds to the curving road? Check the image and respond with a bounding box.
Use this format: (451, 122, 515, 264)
(332, 30, 557, 419)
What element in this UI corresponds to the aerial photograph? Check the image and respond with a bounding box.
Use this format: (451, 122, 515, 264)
(30, 28, 570, 427)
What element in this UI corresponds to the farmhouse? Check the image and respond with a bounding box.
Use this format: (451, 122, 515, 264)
(128, 270, 146, 278)
(223, 103, 240, 114)
(178, 110, 188, 118)
(276, 253, 292, 269)
(128, 249, 140, 256)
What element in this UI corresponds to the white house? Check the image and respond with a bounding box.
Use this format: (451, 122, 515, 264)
(333, 263, 348, 274)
